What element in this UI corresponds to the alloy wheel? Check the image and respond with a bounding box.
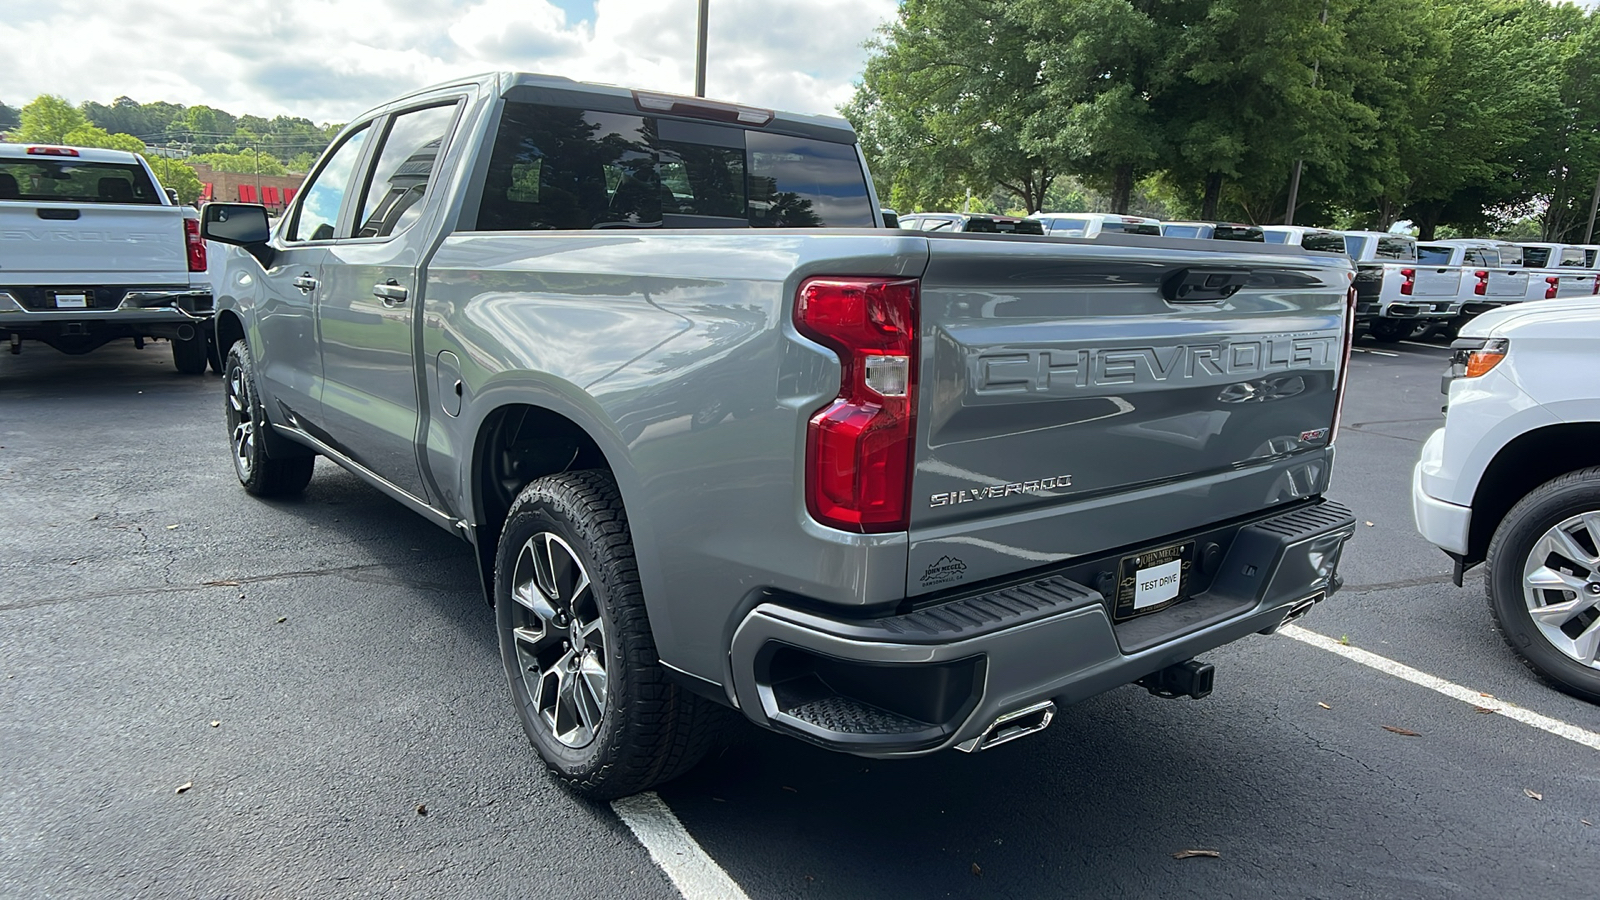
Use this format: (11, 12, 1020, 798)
(1521, 511, 1600, 669)
(226, 363, 254, 481)
(509, 532, 608, 748)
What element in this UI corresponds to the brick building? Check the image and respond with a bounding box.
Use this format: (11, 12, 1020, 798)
(191, 163, 307, 213)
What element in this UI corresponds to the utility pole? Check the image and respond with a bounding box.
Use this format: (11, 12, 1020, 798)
(694, 0, 709, 98)
(1586, 168, 1600, 244)
(1284, 0, 1329, 225)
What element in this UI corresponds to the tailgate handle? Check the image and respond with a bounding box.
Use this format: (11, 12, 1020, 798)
(1163, 268, 1249, 303)
(37, 208, 81, 220)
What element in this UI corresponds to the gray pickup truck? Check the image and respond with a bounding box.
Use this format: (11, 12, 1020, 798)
(201, 72, 1358, 798)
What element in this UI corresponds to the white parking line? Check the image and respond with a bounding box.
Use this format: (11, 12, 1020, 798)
(1280, 624, 1600, 751)
(1352, 347, 1400, 357)
(613, 792, 751, 900)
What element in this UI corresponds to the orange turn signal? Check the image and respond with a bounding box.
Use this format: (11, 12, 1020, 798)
(1464, 339, 1508, 378)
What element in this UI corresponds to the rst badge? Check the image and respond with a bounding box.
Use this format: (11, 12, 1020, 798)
(930, 474, 1072, 508)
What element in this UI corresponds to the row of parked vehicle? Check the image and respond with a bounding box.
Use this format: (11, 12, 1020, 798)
(887, 209, 1600, 342)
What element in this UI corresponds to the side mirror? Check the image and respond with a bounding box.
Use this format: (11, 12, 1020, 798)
(202, 203, 273, 246)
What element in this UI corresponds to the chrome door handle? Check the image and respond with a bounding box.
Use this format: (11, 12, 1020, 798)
(373, 281, 408, 307)
(293, 273, 318, 293)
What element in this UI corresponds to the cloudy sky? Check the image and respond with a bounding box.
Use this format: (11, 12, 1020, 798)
(0, 0, 900, 125)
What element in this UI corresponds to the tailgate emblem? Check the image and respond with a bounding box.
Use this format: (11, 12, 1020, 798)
(929, 474, 1071, 508)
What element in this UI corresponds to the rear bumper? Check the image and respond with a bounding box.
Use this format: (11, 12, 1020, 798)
(728, 499, 1356, 757)
(1371, 300, 1457, 320)
(0, 288, 213, 327)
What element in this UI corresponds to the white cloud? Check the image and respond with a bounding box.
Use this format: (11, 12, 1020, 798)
(0, 0, 896, 125)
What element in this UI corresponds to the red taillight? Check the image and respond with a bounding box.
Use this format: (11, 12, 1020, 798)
(1331, 286, 1357, 444)
(183, 217, 207, 273)
(26, 146, 79, 157)
(1399, 268, 1415, 295)
(1592, 273, 1599, 295)
(1473, 270, 1489, 296)
(795, 277, 919, 533)
(1546, 276, 1560, 300)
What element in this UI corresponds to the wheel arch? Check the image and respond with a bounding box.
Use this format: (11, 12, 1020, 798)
(1468, 422, 1600, 566)
(467, 401, 628, 605)
(214, 308, 247, 357)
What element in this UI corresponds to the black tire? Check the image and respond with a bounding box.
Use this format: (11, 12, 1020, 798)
(1367, 318, 1410, 343)
(172, 331, 208, 374)
(223, 340, 315, 497)
(495, 470, 728, 799)
(1485, 468, 1600, 703)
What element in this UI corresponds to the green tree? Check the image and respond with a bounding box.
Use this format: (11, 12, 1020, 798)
(146, 159, 204, 204)
(844, 0, 1064, 214)
(0, 101, 19, 131)
(60, 124, 146, 153)
(17, 94, 87, 143)
(1013, 0, 1175, 213)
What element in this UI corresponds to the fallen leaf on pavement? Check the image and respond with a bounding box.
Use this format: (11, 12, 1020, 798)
(210, 721, 220, 728)
(415, 804, 427, 816)
(1382, 725, 1421, 736)
(276, 617, 287, 624)
(781, 785, 798, 793)
(1364, 521, 1374, 527)
(1474, 706, 1496, 714)
(175, 782, 192, 794)
(971, 863, 982, 876)
(1583, 820, 1592, 827)
(204, 580, 241, 587)
(1524, 789, 1543, 801)
(1317, 702, 1332, 710)
(1172, 849, 1220, 859)
(166, 524, 179, 530)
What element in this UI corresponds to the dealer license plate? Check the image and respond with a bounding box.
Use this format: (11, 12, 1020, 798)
(53, 292, 88, 309)
(1113, 541, 1194, 622)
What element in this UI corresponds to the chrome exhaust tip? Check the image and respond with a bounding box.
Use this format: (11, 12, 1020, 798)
(955, 700, 1055, 753)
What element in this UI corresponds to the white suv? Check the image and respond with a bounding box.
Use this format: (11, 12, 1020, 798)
(1413, 297, 1600, 700)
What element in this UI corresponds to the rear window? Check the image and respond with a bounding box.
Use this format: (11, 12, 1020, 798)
(1163, 224, 1203, 238)
(1374, 238, 1415, 261)
(1586, 249, 1597, 268)
(999, 219, 1044, 235)
(1417, 245, 1454, 265)
(962, 217, 998, 233)
(0, 159, 161, 205)
(1302, 232, 1347, 254)
(1101, 220, 1161, 236)
(1522, 247, 1551, 267)
(1212, 225, 1263, 242)
(475, 102, 873, 231)
(1262, 231, 1289, 244)
(1039, 216, 1088, 236)
(1560, 248, 1586, 267)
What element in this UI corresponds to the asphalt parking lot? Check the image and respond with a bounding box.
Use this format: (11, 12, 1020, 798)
(4, 336, 1599, 899)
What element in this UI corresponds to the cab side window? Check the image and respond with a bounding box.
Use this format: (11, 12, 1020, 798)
(354, 104, 459, 239)
(289, 125, 370, 242)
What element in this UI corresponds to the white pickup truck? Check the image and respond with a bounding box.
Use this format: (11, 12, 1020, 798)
(0, 144, 214, 372)
(1413, 298, 1600, 701)
(1518, 242, 1600, 304)
(1346, 231, 1461, 342)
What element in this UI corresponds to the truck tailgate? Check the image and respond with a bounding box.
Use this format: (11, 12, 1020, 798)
(1410, 264, 1461, 298)
(907, 238, 1351, 596)
(0, 201, 189, 284)
(1484, 269, 1528, 299)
